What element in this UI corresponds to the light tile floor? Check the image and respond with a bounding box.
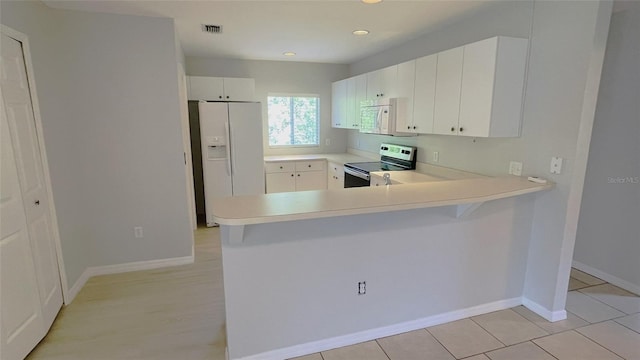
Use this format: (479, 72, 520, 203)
(27, 227, 639, 360)
(293, 268, 640, 360)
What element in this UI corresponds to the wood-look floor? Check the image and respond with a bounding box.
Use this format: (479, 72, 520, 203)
(27, 226, 226, 360)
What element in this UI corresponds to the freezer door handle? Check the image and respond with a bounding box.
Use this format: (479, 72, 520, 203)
(224, 121, 232, 176)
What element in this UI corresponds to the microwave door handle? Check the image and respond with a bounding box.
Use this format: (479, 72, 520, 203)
(376, 107, 384, 133)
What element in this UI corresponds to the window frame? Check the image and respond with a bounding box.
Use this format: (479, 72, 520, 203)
(266, 93, 321, 149)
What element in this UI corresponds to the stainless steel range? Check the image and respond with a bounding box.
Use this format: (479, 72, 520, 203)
(344, 143, 417, 188)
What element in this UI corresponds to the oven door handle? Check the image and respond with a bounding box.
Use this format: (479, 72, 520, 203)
(344, 167, 370, 181)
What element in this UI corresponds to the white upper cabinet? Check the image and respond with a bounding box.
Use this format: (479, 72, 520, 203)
(187, 76, 255, 101)
(366, 65, 397, 100)
(394, 60, 417, 133)
(458, 36, 528, 137)
(433, 46, 464, 135)
(222, 77, 256, 101)
(346, 74, 367, 129)
(433, 37, 528, 137)
(331, 36, 528, 137)
(331, 79, 348, 128)
(411, 54, 437, 134)
(332, 74, 366, 129)
(188, 76, 224, 100)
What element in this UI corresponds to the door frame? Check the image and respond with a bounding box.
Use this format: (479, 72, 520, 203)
(1, 24, 70, 304)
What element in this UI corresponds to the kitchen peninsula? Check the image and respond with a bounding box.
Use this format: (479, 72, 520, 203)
(214, 176, 553, 360)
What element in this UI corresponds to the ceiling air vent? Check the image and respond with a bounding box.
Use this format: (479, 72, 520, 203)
(202, 24, 222, 34)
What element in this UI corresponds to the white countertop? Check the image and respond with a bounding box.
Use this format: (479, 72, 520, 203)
(212, 176, 553, 226)
(264, 153, 375, 165)
(370, 170, 450, 184)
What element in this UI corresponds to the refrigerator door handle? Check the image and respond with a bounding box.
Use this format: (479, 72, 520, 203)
(224, 120, 232, 176)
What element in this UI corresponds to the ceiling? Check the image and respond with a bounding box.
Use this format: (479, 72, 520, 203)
(42, 0, 500, 64)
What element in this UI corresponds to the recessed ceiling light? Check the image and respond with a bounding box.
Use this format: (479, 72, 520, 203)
(283, 51, 296, 57)
(361, 0, 382, 4)
(352, 30, 370, 36)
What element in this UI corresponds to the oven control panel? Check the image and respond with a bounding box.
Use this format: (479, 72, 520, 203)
(379, 143, 416, 161)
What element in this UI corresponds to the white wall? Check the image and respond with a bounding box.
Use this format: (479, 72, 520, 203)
(346, 0, 612, 313)
(1, 2, 193, 289)
(573, 4, 640, 294)
(185, 57, 350, 156)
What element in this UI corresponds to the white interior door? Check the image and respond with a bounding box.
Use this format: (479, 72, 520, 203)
(0, 88, 46, 360)
(1, 32, 63, 359)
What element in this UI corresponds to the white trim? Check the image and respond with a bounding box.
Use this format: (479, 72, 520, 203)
(522, 297, 567, 322)
(1, 25, 71, 304)
(573, 260, 640, 296)
(66, 268, 93, 304)
(230, 297, 522, 360)
(65, 256, 194, 304)
(87, 255, 194, 277)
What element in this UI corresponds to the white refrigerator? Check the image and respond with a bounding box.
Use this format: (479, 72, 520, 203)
(199, 101, 265, 227)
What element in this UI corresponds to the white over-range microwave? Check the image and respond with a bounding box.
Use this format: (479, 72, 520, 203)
(359, 98, 415, 136)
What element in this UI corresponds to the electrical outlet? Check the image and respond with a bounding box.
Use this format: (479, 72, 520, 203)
(134, 226, 144, 238)
(550, 157, 563, 174)
(358, 281, 366, 295)
(433, 151, 439, 163)
(509, 161, 523, 176)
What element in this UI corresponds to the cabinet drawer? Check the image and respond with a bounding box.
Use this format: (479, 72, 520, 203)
(328, 162, 344, 175)
(265, 161, 295, 173)
(295, 160, 325, 172)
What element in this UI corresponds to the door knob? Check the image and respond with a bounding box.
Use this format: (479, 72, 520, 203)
(35, 200, 40, 205)
(451, 127, 456, 132)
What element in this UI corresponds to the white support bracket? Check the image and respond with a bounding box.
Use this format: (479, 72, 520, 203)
(455, 202, 483, 218)
(227, 225, 245, 245)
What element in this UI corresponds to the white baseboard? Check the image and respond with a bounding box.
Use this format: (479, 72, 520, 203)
(66, 267, 93, 304)
(64, 255, 194, 304)
(522, 297, 567, 322)
(231, 297, 522, 360)
(573, 260, 640, 295)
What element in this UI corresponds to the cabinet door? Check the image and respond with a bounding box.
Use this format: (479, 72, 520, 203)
(295, 170, 327, 191)
(459, 38, 497, 137)
(395, 60, 416, 132)
(459, 36, 527, 138)
(346, 77, 357, 129)
(266, 172, 296, 193)
(433, 47, 463, 135)
(188, 76, 224, 100)
(331, 79, 348, 128)
(223, 78, 255, 101)
(351, 74, 367, 129)
(327, 162, 344, 190)
(367, 65, 398, 99)
(412, 54, 437, 134)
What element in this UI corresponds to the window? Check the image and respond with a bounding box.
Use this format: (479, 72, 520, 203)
(267, 95, 319, 147)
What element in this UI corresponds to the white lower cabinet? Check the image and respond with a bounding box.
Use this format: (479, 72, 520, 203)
(327, 162, 344, 190)
(265, 160, 327, 193)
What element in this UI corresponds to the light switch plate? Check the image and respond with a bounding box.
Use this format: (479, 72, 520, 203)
(550, 157, 563, 174)
(433, 151, 439, 163)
